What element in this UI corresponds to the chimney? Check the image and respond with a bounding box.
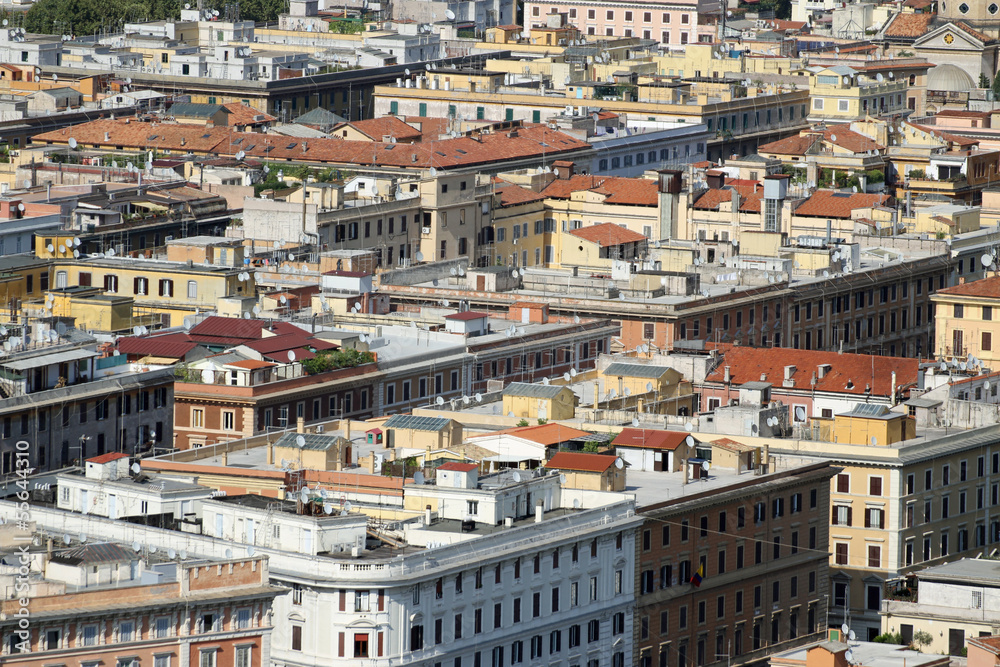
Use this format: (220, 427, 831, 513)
(297, 417, 305, 433)
(535, 499, 544, 523)
(682, 458, 689, 485)
(784, 365, 796, 381)
(555, 161, 575, 179)
(706, 170, 725, 190)
(724, 366, 731, 383)
(267, 442, 274, 464)
(818, 364, 832, 379)
(221, 450, 228, 466)
(425, 504, 432, 526)
(891, 371, 897, 403)
(344, 419, 351, 440)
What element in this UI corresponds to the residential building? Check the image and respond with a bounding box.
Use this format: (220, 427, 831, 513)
(931, 275, 1000, 366)
(699, 347, 919, 428)
(768, 421, 1000, 640)
(0, 547, 280, 667)
(0, 330, 174, 472)
(769, 639, 949, 667)
(3, 459, 643, 666)
(545, 451, 625, 491)
(882, 559, 1000, 655)
(524, 0, 718, 45)
(635, 458, 837, 667)
(805, 66, 909, 124)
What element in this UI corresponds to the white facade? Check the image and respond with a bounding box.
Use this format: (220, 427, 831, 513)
(56, 472, 211, 519)
(617, 445, 680, 472)
(2, 479, 640, 667)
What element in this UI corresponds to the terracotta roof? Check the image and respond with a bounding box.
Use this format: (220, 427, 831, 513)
(793, 189, 891, 218)
(33, 119, 591, 171)
(758, 133, 819, 156)
(545, 451, 616, 473)
(540, 174, 659, 206)
(612, 428, 689, 450)
(338, 116, 422, 142)
(117, 332, 197, 359)
(569, 223, 647, 246)
(437, 462, 478, 472)
(692, 184, 764, 213)
(492, 423, 592, 446)
(495, 183, 546, 207)
(823, 127, 884, 152)
(884, 12, 934, 38)
(221, 102, 275, 125)
(690, 160, 714, 169)
(954, 21, 994, 45)
(902, 0, 933, 8)
(444, 311, 488, 321)
(189, 316, 269, 340)
(88, 452, 129, 464)
(908, 122, 980, 147)
(936, 109, 991, 118)
(703, 345, 919, 397)
(936, 275, 1000, 298)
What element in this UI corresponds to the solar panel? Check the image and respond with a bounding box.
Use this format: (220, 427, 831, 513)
(383, 414, 451, 431)
(849, 403, 889, 417)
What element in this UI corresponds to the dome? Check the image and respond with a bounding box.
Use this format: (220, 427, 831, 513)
(927, 63, 976, 92)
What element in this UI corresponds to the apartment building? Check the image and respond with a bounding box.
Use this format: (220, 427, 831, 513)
(636, 458, 836, 667)
(524, 0, 718, 45)
(930, 275, 1000, 365)
(3, 465, 643, 666)
(0, 330, 173, 473)
(770, 421, 1000, 640)
(0, 549, 279, 667)
(806, 66, 909, 123)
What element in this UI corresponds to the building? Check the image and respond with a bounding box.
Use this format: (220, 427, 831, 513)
(502, 382, 579, 421)
(523, 0, 717, 45)
(769, 639, 949, 667)
(382, 414, 463, 450)
(545, 451, 625, 491)
(0, 547, 280, 667)
(882, 559, 1000, 655)
(931, 275, 1000, 366)
(612, 428, 693, 472)
(635, 460, 837, 667)
(805, 66, 909, 123)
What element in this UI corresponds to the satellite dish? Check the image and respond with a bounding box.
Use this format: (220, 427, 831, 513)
(615, 458, 623, 469)
(511, 470, 522, 483)
(436, 396, 445, 405)
(475, 393, 482, 402)
(324, 503, 333, 514)
(225, 548, 233, 558)
(841, 624, 850, 636)
(446, 8, 456, 19)
(646, 382, 654, 392)
(830, 134, 837, 142)
(685, 435, 695, 447)
(702, 460, 711, 472)
(986, 380, 992, 390)
(849, 630, 856, 642)
(570, 368, 578, 377)
(415, 251, 424, 262)
(132, 541, 141, 552)
(73, 249, 80, 258)
(414, 471, 425, 485)
(200, 369, 214, 384)
(288, 350, 296, 362)
(168, 548, 176, 558)
(68, 137, 77, 149)
(563, 372, 571, 381)
(180, 550, 188, 559)
(247, 546, 256, 556)
(296, 434, 306, 447)
(298, 488, 309, 502)
(131, 462, 141, 474)
(632, 417, 639, 427)
(344, 501, 353, 512)
(46, 244, 54, 253)
(685, 421, 694, 431)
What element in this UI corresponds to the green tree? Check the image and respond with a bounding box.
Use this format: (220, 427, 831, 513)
(582, 441, 602, 453)
(873, 633, 903, 645)
(517, 419, 530, 427)
(981, 72, 991, 89)
(992, 71, 1000, 100)
(912, 630, 933, 651)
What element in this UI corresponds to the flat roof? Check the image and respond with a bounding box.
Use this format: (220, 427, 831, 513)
(1, 347, 97, 372)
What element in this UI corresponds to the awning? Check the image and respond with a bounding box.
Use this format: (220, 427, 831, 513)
(2, 348, 98, 372)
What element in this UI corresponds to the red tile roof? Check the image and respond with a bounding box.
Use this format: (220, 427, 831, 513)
(546, 451, 616, 473)
(493, 423, 592, 445)
(793, 189, 891, 218)
(612, 428, 689, 450)
(338, 116, 423, 142)
(823, 127, 884, 152)
(438, 462, 478, 472)
(954, 21, 994, 45)
(117, 332, 197, 359)
(569, 223, 647, 246)
(712, 437, 755, 453)
(33, 119, 591, 171)
(704, 346, 919, 397)
(936, 275, 1000, 298)
(496, 183, 546, 207)
(884, 12, 934, 38)
(221, 102, 275, 125)
(444, 311, 489, 321)
(908, 122, 980, 147)
(936, 109, 991, 118)
(539, 174, 659, 206)
(88, 452, 129, 464)
(692, 184, 764, 213)
(189, 316, 269, 340)
(758, 133, 819, 156)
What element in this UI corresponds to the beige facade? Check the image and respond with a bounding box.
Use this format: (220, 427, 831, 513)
(930, 277, 1000, 366)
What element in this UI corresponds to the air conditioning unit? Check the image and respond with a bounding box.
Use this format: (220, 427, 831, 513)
(422, 226, 431, 234)
(315, 425, 325, 433)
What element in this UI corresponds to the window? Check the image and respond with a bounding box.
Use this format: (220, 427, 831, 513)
(235, 647, 251, 667)
(187, 280, 198, 299)
(199, 650, 217, 667)
(870, 477, 882, 496)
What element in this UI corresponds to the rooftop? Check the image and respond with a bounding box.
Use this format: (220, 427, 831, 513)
(612, 428, 691, 451)
(546, 451, 617, 473)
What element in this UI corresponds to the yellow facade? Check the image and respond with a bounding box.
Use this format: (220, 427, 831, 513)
(808, 67, 908, 121)
(903, 206, 981, 237)
(502, 388, 577, 420)
(817, 412, 915, 447)
(931, 285, 1000, 365)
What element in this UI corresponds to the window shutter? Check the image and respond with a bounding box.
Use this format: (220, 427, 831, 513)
(378, 631, 384, 657)
(847, 506, 853, 526)
(864, 509, 871, 528)
(832, 507, 837, 525)
(339, 590, 346, 612)
(378, 589, 384, 611)
(338, 632, 344, 657)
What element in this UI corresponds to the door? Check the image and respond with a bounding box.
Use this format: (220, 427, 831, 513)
(246, 518, 255, 545)
(80, 489, 88, 513)
(953, 329, 964, 356)
(108, 494, 117, 519)
(654, 452, 664, 472)
(477, 275, 486, 291)
(215, 512, 224, 537)
(303, 529, 313, 553)
(949, 629, 965, 656)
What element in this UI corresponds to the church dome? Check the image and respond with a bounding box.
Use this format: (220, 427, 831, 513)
(927, 63, 976, 92)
